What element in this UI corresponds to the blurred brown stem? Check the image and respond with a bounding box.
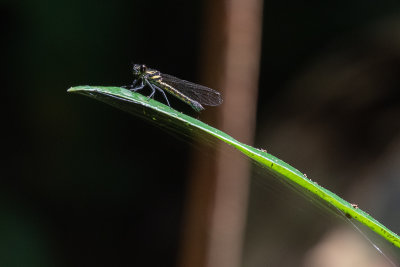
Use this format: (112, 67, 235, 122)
(179, 0, 263, 266)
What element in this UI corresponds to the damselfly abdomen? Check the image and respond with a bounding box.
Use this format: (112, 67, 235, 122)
(126, 64, 223, 112)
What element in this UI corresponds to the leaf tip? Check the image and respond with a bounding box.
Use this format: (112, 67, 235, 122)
(67, 85, 93, 93)
(67, 86, 79, 93)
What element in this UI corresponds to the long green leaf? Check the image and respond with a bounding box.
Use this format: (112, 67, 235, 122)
(68, 85, 400, 248)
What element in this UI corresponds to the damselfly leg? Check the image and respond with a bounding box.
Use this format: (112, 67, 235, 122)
(123, 79, 142, 91)
(130, 79, 138, 88)
(128, 80, 145, 92)
(145, 80, 171, 107)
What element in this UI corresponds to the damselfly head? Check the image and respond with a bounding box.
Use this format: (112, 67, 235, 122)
(132, 64, 147, 77)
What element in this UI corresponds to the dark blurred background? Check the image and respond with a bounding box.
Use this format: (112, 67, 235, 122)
(2, 0, 400, 266)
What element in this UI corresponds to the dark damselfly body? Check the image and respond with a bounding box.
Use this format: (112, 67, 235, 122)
(126, 64, 223, 112)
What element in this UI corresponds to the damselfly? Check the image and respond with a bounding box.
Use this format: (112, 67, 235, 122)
(125, 64, 223, 112)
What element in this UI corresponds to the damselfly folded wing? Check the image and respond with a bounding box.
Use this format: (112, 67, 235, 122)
(160, 73, 223, 106)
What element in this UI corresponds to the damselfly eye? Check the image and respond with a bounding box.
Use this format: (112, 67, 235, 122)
(133, 64, 140, 73)
(140, 65, 147, 73)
